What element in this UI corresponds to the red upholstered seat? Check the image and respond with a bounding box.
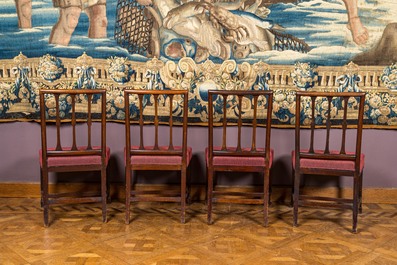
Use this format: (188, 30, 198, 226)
(40, 146, 111, 167)
(128, 146, 192, 166)
(292, 150, 364, 172)
(206, 147, 274, 168)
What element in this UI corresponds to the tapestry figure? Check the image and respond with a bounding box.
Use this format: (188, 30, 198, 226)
(14, 0, 32, 28)
(342, 0, 369, 45)
(49, 0, 108, 46)
(115, 0, 310, 62)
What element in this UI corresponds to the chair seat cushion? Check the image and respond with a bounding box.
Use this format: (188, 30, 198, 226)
(39, 146, 111, 167)
(206, 147, 273, 168)
(128, 146, 193, 166)
(292, 150, 365, 172)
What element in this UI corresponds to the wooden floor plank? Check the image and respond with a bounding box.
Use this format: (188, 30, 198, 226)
(0, 198, 397, 264)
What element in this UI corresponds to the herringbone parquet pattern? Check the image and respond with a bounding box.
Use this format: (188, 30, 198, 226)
(0, 198, 397, 264)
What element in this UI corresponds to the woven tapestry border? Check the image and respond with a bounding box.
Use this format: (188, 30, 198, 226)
(1, 53, 397, 128)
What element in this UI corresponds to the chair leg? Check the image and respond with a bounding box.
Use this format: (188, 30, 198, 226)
(41, 168, 49, 227)
(101, 167, 107, 223)
(43, 205, 49, 227)
(106, 167, 112, 204)
(207, 169, 213, 225)
(186, 165, 192, 205)
(352, 174, 359, 233)
(359, 172, 363, 214)
(180, 168, 187, 224)
(40, 169, 44, 208)
(290, 168, 294, 207)
(125, 167, 131, 225)
(264, 170, 270, 227)
(293, 171, 300, 227)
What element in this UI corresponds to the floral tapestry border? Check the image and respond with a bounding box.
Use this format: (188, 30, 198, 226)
(1, 53, 397, 128)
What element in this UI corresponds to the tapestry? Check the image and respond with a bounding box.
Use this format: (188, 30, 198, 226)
(1, 0, 397, 128)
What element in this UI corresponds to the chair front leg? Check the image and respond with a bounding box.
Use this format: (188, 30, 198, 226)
(125, 167, 131, 225)
(264, 170, 270, 227)
(207, 168, 214, 225)
(290, 167, 294, 207)
(352, 173, 360, 233)
(186, 164, 192, 205)
(41, 168, 49, 227)
(359, 172, 363, 214)
(101, 166, 107, 223)
(293, 170, 301, 227)
(181, 167, 187, 224)
(106, 166, 111, 204)
(40, 168, 44, 208)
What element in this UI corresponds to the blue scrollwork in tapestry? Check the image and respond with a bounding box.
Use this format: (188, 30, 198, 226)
(272, 89, 296, 124)
(0, 85, 12, 115)
(290, 62, 318, 90)
(107, 57, 134, 85)
(336, 73, 361, 93)
(252, 63, 271, 90)
(106, 88, 125, 120)
(74, 53, 97, 89)
(42, 94, 72, 119)
(75, 66, 96, 89)
(12, 65, 31, 106)
(5, 53, 39, 115)
(13, 65, 31, 94)
(145, 69, 165, 90)
(298, 96, 341, 126)
(381, 63, 397, 91)
(37, 54, 65, 82)
(126, 92, 186, 123)
(365, 92, 397, 126)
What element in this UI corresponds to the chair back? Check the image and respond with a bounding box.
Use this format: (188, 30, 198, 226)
(39, 89, 107, 168)
(124, 89, 189, 167)
(207, 90, 273, 168)
(294, 91, 366, 174)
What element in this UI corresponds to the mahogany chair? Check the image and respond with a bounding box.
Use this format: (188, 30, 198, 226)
(292, 91, 366, 232)
(39, 89, 110, 227)
(207, 90, 274, 226)
(124, 89, 192, 224)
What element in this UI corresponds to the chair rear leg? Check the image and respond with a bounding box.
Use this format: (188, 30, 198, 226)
(40, 169, 44, 208)
(207, 169, 213, 225)
(352, 174, 359, 233)
(101, 167, 107, 223)
(264, 171, 270, 227)
(43, 205, 49, 227)
(42, 169, 49, 227)
(181, 168, 187, 224)
(106, 167, 112, 204)
(186, 164, 192, 205)
(359, 172, 363, 214)
(290, 167, 295, 207)
(125, 168, 131, 224)
(293, 171, 300, 227)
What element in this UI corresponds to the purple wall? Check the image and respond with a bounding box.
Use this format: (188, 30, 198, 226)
(0, 121, 396, 187)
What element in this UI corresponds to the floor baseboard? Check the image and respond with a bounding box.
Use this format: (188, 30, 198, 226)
(1, 183, 396, 204)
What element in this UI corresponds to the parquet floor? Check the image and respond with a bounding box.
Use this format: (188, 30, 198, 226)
(1, 198, 397, 265)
